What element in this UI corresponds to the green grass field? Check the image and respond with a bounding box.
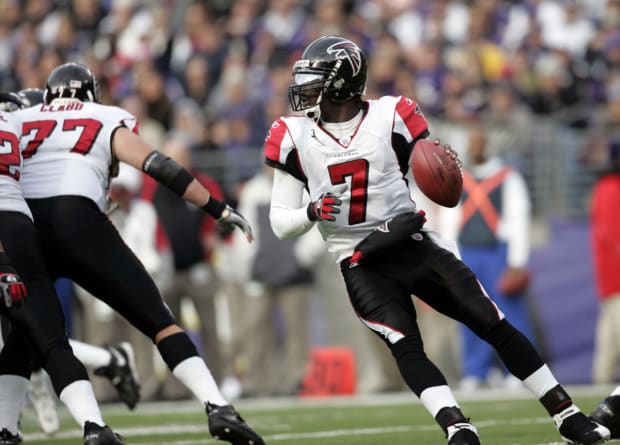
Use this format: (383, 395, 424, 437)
(17, 386, 619, 445)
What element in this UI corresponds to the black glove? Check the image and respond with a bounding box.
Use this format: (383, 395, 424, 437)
(349, 210, 427, 267)
(0, 265, 27, 309)
(307, 193, 341, 222)
(218, 204, 254, 242)
(203, 197, 254, 242)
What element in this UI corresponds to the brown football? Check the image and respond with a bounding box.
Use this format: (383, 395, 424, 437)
(411, 139, 463, 207)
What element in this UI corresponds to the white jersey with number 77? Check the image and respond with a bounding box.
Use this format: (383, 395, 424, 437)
(16, 99, 138, 211)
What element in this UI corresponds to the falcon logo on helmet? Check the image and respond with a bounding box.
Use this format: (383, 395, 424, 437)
(326, 41, 363, 77)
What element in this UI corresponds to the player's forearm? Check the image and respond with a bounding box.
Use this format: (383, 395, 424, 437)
(270, 203, 315, 239)
(182, 179, 211, 208)
(270, 168, 315, 239)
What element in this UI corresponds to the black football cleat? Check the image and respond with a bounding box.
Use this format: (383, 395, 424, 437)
(0, 428, 21, 445)
(83, 422, 124, 445)
(206, 402, 265, 445)
(94, 342, 140, 410)
(590, 394, 620, 439)
(555, 405, 610, 444)
(447, 423, 481, 445)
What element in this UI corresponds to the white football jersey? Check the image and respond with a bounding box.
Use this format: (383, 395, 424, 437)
(16, 99, 138, 210)
(0, 111, 32, 219)
(265, 95, 429, 262)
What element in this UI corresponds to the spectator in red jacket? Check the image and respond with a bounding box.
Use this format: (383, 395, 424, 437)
(591, 140, 620, 384)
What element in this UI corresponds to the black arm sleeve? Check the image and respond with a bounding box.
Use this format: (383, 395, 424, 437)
(142, 150, 194, 196)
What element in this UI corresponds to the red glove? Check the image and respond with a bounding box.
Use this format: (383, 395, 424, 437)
(0, 270, 27, 309)
(307, 193, 342, 222)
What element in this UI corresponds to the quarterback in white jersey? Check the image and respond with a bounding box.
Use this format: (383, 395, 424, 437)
(4, 62, 264, 445)
(265, 36, 609, 445)
(266, 94, 425, 263)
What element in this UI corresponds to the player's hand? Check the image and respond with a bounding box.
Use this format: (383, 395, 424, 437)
(0, 266, 27, 309)
(307, 193, 341, 222)
(498, 267, 530, 296)
(104, 197, 119, 216)
(218, 204, 254, 242)
(349, 210, 427, 267)
(433, 139, 463, 170)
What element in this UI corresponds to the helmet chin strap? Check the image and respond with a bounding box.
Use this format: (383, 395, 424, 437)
(305, 105, 321, 120)
(305, 90, 323, 121)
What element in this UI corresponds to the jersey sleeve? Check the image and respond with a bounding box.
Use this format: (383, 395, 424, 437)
(391, 97, 429, 175)
(115, 107, 139, 134)
(393, 96, 429, 143)
(264, 118, 307, 185)
(103, 106, 139, 146)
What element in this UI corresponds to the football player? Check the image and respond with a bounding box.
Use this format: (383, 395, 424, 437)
(0, 92, 124, 444)
(264, 35, 609, 445)
(7, 63, 263, 445)
(9, 88, 140, 437)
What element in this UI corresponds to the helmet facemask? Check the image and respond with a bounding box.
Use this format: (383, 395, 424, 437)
(288, 62, 340, 114)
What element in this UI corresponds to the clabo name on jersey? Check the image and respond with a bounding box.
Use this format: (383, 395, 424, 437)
(40, 102, 84, 112)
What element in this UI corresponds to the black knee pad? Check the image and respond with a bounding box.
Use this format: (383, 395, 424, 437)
(479, 318, 510, 344)
(0, 331, 32, 378)
(157, 332, 199, 370)
(389, 333, 425, 362)
(480, 319, 544, 380)
(389, 335, 447, 396)
(45, 341, 90, 396)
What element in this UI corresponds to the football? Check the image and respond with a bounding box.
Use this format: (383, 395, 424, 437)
(411, 139, 463, 207)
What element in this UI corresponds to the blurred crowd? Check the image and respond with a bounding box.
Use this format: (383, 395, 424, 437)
(2, 0, 620, 189)
(4, 0, 620, 404)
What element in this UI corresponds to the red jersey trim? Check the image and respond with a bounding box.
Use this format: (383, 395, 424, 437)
(395, 96, 427, 140)
(265, 118, 288, 164)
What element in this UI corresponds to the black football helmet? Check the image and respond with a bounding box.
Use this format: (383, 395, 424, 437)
(18, 88, 44, 107)
(44, 62, 100, 104)
(288, 35, 367, 112)
(0, 92, 26, 112)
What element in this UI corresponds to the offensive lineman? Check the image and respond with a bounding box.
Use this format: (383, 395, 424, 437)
(9, 89, 140, 437)
(264, 35, 609, 445)
(0, 64, 264, 445)
(0, 92, 124, 444)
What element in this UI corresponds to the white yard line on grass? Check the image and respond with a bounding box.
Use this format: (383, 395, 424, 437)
(20, 386, 614, 444)
(22, 416, 557, 443)
(54, 384, 609, 417)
